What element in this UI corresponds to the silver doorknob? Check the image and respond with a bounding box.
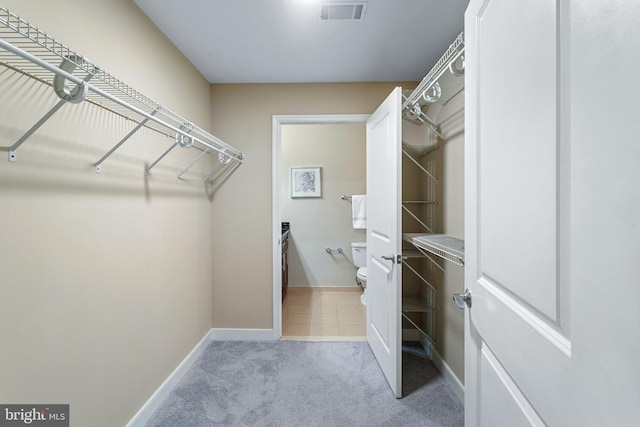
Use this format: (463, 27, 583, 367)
(453, 289, 472, 309)
(381, 255, 395, 261)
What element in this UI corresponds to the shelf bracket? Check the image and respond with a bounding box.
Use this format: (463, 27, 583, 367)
(95, 108, 159, 173)
(402, 149, 438, 183)
(402, 96, 446, 141)
(402, 204, 433, 233)
(145, 123, 194, 178)
(402, 260, 438, 293)
(202, 162, 224, 182)
(413, 246, 447, 274)
(8, 65, 95, 163)
(176, 148, 210, 181)
(401, 312, 436, 346)
(202, 151, 233, 182)
(144, 143, 177, 178)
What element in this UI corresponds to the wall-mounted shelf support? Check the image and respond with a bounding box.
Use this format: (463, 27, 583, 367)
(402, 204, 433, 233)
(402, 312, 436, 346)
(402, 148, 438, 183)
(145, 143, 177, 178)
(414, 246, 447, 274)
(402, 97, 446, 141)
(95, 108, 159, 173)
(146, 123, 195, 177)
(402, 260, 438, 293)
(177, 148, 210, 181)
(8, 68, 96, 163)
(202, 151, 237, 182)
(203, 163, 224, 183)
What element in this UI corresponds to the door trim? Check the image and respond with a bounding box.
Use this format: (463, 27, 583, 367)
(272, 114, 370, 338)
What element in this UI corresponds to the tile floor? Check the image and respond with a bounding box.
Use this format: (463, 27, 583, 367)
(282, 287, 366, 340)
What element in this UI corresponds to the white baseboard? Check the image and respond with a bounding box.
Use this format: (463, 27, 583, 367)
(210, 328, 276, 341)
(431, 347, 464, 403)
(126, 329, 216, 427)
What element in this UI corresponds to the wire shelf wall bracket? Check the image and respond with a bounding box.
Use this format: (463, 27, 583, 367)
(95, 108, 159, 173)
(8, 60, 98, 163)
(0, 6, 245, 179)
(403, 148, 438, 183)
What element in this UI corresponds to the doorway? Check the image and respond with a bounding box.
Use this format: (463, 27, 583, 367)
(272, 115, 370, 339)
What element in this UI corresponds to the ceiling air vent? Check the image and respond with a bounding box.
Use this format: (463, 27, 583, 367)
(319, 2, 367, 21)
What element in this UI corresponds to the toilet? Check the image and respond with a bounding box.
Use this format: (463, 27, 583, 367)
(351, 242, 368, 305)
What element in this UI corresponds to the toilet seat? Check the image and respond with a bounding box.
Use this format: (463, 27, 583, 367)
(357, 267, 367, 282)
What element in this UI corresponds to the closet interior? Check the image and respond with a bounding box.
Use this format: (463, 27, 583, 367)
(400, 33, 466, 366)
(0, 6, 244, 181)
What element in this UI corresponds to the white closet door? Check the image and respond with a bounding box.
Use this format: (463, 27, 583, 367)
(366, 87, 402, 398)
(465, 1, 640, 425)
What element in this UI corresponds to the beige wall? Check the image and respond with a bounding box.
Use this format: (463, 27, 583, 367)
(0, 1, 215, 425)
(282, 124, 366, 287)
(209, 83, 415, 328)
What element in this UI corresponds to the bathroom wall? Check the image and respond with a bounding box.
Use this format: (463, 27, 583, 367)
(0, 1, 215, 425)
(281, 123, 366, 288)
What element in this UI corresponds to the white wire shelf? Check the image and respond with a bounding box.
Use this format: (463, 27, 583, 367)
(403, 233, 465, 266)
(0, 6, 244, 178)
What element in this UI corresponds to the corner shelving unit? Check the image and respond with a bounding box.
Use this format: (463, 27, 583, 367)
(0, 6, 244, 181)
(400, 33, 465, 354)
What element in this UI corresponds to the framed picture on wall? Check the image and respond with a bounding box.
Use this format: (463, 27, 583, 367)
(290, 167, 321, 198)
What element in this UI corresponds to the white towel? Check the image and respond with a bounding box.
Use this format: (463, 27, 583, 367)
(352, 194, 367, 229)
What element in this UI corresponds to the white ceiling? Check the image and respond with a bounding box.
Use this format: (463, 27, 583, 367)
(133, 0, 469, 84)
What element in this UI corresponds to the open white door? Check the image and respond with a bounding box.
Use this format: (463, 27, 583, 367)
(465, 1, 640, 425)
(366, 87, 402, 398)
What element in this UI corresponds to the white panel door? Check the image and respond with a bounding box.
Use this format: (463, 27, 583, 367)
(465, 1, 640, 426)
(366, 87, 402, 398)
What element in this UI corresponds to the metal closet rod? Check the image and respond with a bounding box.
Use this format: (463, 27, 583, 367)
(0, 38, 244, 165)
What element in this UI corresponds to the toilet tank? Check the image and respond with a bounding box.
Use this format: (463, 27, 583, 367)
(351, 242, 367, 268)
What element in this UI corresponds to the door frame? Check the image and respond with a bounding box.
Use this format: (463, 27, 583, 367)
(271, 114, 370, 338)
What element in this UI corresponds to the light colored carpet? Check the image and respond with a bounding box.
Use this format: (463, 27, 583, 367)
(146, 341, 463, 426)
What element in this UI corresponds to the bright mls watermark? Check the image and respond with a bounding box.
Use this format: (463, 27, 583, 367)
(0, 405, 68, 426)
